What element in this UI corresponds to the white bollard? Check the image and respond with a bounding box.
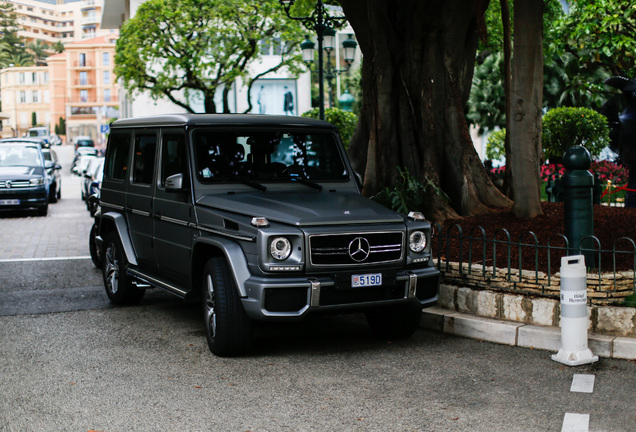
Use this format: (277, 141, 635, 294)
(552, 255, 598, 366)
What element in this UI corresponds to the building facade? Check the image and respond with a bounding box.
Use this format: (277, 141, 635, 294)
(2, 0, 112, 45)
(0, 66, 50, 138)
(48, 34, 119, 144)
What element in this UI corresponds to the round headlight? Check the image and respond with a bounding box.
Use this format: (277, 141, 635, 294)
(270, 237, 292, 261)
(409, 231, 427, 253)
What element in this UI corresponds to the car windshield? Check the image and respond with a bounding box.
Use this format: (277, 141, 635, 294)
(0, 145, 42, 167)
(192, 129, 348, 184)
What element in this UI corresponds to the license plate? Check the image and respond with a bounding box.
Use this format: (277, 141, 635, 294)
(352, 273, 382, 287)
(0, 199, 20, 206)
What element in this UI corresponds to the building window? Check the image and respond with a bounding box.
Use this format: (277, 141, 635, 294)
(79, 53, 86, 67)
(102, 52, 110, 66)
(104, 89, 111, 102)
(43, 72, 49, 84)
(32, 91, 39, 103)
(103, 71, 110, 85)
(79, 71, 88, 85)
(32, 72, 37, 84)
(19, 91, 26, 103)
(18, 73, 25, 84)
(80, 90, 88, 102)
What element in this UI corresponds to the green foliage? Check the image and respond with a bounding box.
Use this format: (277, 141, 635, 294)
(31, 112, 36, 127)
(542, 107, 610, 160)
(467, 52, 506, 133)
(55, 117, 66, 135)
(371, 168, 449, 215)
(301, 107, 358, 148)
(115, 0, 306, 113)
(486, 129, 506, 162)
(550, 0, 636, 78)
(0, 2, 33, 68)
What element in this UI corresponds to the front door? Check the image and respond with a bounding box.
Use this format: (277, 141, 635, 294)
(153, 130, 193, 284)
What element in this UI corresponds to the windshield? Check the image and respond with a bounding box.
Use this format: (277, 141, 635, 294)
(0, 145, 43, 167)
(192, 129, 348, 184)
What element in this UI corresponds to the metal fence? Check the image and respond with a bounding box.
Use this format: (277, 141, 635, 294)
(432, 223, 636, 307)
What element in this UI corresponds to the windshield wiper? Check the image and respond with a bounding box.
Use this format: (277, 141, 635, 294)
(240, 179, 267, 191)
(288, 176, 323, 191)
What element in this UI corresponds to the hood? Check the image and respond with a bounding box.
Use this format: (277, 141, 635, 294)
(0, 166, 43, 179)
(197, 191, 404, 226)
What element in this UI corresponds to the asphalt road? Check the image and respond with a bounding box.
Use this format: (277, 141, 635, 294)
(0, 145, 634, 432)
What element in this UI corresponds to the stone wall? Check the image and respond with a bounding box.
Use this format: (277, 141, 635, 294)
(437, 261, 635, 305)
(438, 283, 636, 337)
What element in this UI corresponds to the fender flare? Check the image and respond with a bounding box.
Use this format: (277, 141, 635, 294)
(193, 236, 251, 298)
(100, 211, 138, 266)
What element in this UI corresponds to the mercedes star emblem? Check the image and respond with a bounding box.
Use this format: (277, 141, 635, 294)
(348, 237, 371, 262)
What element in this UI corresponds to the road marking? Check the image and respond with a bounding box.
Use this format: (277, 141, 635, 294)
(0, 256, 91, 263)
(561, 413, 589, 432)
(570, 374, 595, 393)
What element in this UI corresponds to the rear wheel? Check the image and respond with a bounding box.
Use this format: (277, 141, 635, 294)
(365, 303, 422, 340)
(102, 232, 145, 304)
(202, 257, 252, 356)
(49, 183, 58, 203)
(89, 223, 102, 268)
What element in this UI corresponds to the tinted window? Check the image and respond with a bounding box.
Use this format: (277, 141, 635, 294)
(132, 134, 157, 185)
(105, 132, 131, 181)
(192, 129, 347, 183)
(161, 133, 187, 187)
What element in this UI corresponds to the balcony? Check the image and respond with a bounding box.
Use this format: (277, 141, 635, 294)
(81, 0, 97, 10)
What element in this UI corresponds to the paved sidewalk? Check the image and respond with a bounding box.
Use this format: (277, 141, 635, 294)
(421, 305, 636, 361)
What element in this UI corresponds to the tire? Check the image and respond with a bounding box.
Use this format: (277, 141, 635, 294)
(49, 183, 58, 203)
(365, 303, 423, 340)
(89, 223, 102, 268)
(202, 257, 252, 356)
(37, 203, 48, 216)
(102, 231, 145, 304)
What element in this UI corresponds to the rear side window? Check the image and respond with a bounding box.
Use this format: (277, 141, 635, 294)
(132, 134, 157, 185)
(105, 131, 131, 180)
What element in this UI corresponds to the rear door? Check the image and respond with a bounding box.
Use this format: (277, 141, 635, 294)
(126, 130, 158, 269)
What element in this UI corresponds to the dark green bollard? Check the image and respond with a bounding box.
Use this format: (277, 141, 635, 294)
(562, 146, 595, 267)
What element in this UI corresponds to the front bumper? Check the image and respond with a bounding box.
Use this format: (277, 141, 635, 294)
(241, 265, 440, 320)
(0, 189, 48, 210)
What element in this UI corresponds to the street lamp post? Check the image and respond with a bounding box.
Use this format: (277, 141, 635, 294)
(279, 0, 353, 120)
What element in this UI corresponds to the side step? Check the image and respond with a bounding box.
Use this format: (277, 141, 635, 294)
(127, 267, 190, 299)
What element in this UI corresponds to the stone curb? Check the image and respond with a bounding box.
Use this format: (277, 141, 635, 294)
(421, 306, 636, 361)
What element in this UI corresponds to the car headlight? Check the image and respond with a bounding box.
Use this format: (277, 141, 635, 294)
(270, 237, 292, 260)
(409, 231, 427, 253)
(29, 177, 44, 186)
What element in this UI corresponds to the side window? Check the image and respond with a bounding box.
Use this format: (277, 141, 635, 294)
(161, 133, 187, 187)
(132, 134, 157, 185)
(105, 131, 131, 180)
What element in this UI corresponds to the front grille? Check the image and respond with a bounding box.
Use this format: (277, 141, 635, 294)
(0, 180, 31, 189)
(309, 231, 403, 266)
(264, 287, 308, 312)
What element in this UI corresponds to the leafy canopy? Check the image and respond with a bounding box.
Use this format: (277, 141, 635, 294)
(114, 0, 306, 113)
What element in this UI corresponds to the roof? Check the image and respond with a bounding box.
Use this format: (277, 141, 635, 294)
(110, 114, 335, 130)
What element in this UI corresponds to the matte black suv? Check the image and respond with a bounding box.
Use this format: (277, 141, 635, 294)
(94, 114, 439, 356)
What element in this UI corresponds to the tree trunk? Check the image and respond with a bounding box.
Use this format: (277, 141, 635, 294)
(500, 0, 513, 198)
(509, 0, 544, 219)
(339, 0, 512, 223)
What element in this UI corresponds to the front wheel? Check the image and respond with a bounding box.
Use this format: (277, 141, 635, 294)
(102, 232, 145, 304)
(365, 303, 422, 340)
(202, 257, 252, 357)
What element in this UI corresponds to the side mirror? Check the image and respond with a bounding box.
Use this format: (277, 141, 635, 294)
(165, 173, 184, 191)
(44, 160, 54, 170)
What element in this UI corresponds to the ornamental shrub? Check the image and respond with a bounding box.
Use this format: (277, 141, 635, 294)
(542, 107, 610, 161)
(302, 107, 358, 149)
(485, 129, 506, 162)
